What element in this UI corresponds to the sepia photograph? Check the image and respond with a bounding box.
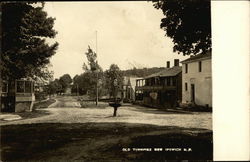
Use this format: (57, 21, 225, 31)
(1, 0, 215, 161)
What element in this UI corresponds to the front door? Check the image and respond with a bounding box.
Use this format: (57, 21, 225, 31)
(191, 84, 195, 103)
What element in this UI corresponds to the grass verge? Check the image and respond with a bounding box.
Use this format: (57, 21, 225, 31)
(33, 98, 56, 110)
(80, 101, 108, 108)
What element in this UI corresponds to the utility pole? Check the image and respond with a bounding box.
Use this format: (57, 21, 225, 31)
(95, 30, 98, 106)
(76, 83, 79, 97)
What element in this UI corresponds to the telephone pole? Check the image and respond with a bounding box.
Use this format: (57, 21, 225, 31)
(95, 30, 98, 106)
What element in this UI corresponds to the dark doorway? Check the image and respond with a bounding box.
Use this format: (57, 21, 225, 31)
(191, 84, 195, 103)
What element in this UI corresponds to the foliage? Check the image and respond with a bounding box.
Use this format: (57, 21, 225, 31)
(83, 46, 102, 72)
(78, 46, 104, 98)
(59, 74, 72, 93)
(72, 71, 107, 98)
(45, 79, 62, 95)
(73, 65, 164, 98)
(72, 73, 96, 95)
(152, 0, 211, 55)
(105, 64, 123, 98)
(122, 67, 166, 78)
(2, 2, 58, 80)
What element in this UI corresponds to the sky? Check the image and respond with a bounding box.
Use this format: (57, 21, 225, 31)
(44, 2, 189, 79)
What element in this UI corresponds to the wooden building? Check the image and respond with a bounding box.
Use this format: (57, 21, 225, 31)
(135, 59, 182, 108)
(1, 78, 35, 112)
(181, 52, 212, 108)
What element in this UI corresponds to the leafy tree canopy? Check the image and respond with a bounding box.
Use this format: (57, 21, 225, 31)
(105, 64, 123, 97)
(83, 46, 102, 72)
(152, 0, 211, 55)
(45, 78, 62, 95)
(122, 67, 166, 78)
(2, 2, 58, 80)
(59, 74, 72, 92)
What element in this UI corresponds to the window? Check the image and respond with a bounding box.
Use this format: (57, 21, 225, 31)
(135, 90, 143, 101)
(151, 78, 155, 85)
(156, 77, 160, 85)
(185, 83, 188, 91)
(16, 81, 25, 93)
(16, 80, 33, 93)
(164, 78, 167, 85)
(185, 64, 188, 73)
(172, 78, 176, 86)
(166, 77, 171, 86)
(25, 81, 32, 93)
(199, 61, 202, 72)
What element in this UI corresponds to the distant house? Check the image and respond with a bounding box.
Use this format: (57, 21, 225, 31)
(181, 52, 212, 108)
(123, 76, 142, 103)
(135, 59, 182, 108)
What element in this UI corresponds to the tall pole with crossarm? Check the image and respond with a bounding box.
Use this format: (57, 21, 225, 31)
(95, 30, 98, 106)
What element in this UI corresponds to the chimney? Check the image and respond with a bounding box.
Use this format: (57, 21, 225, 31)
(166, 61, 170, 68)
(174, 59, 179, 66)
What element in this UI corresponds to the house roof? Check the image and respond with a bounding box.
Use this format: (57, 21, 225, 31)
(144, 66, 182, 79)
(181, 52, 211, 64)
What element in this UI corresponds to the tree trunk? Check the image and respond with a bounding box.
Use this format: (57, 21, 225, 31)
(0, 3, 2, 112)
(5, 80, 15, 112)
(113, 107, 118, 117)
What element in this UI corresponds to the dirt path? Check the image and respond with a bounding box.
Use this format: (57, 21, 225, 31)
(1, 96, 212, 130)
(0, 106, 212, 130)
(48, 96, 81, 108)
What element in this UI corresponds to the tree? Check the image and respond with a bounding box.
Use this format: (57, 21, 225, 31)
(83, 46, 102, 105)
(1, 2, 58, 80)
(106, 64, 123, 98)
(53, 79, 63, 94)
(59, 74, 72, 93)
(72, 73, 95, 96)
(83, 45, 102, 72)
(152, 0, 211, 55)
(106, 64, 123, 116)
(45, 79, 62, 97)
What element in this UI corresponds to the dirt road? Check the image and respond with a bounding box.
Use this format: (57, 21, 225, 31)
(0, 96, 212, 161)
(1, 96, 212, 130)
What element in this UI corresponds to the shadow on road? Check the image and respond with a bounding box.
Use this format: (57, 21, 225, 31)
(124, 104, 195, 115)
(1, 122, 212, 161)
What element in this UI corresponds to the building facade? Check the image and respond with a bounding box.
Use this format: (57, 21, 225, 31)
(181, 52, 212, 108)
(135, 60, 182, 109)
(123, 76, 142, 103)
